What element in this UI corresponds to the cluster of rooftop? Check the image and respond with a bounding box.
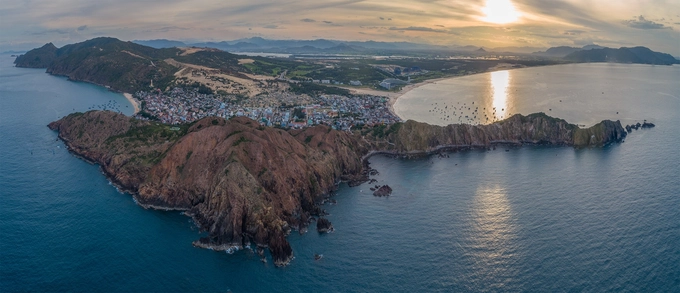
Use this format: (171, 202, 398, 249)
(134, 88, 401, 130)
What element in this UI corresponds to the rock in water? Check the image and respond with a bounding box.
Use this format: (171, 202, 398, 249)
(373, 185, 393, 197)
(268, 230, 293, 266)
(317, 218, 334, 233)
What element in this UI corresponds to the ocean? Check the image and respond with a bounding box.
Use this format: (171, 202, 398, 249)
(1, 55, 679, 292)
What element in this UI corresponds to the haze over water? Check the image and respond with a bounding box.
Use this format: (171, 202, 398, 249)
(395, 63, 680, 127)
(1, 55, 679, 291)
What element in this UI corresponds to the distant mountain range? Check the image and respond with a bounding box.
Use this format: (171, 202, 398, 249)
(564, 46, 679, 65)
(532, 45, 605, 57)
(133, 38, 540, 55)
(15, 37, 679, 95)
(134, 38, 448, 53)
(133, 39, 679, 65)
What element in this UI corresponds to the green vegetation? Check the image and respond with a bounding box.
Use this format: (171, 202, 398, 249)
(359, 122, 402, 138)
(174, 50, 244, 73)
(138, 110, 159, 121)
(186, 82, 214, 95)
(302, 64, 392, 85)
(292, 108, 306, 119)
(16, 37, 577, 99)
(244, 58, 323, 77)
(16, 37, 181, 93)
(289, 82, 350, 96)
(13, 43, 58, 68)
(106, 121, 190, 146)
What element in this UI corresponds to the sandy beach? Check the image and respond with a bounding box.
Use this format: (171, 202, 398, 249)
(349, 76, 455, 120)
(123, 93, 141, 115)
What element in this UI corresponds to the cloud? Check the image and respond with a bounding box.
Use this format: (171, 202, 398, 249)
(1, 0, 679, 56)
(321, 20, 342, 26)
(623, 15, 672, 30)
(156, 26, 189, 32)
(31, 29, 70, 35)
(563, 29, 585, 35)
(388, 26, 445, 33)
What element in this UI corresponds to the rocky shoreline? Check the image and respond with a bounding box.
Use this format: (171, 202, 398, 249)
(48, 110, 629, 266)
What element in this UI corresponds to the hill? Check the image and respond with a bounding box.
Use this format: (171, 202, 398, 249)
(564, 46, 679, 65)
(15, 37, 182, 92)
(14, 37, 249, 93)
(532, 45, 605, 58)
(12, 43, 58, 67)
(133, 39, 188, 49)
(48, 111, 627, 266)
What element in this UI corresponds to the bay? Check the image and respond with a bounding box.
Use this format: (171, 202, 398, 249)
(1, 56, 679, 292)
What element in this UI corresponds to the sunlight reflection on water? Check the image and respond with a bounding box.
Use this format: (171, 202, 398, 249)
(468, 184, 519, 289)
(489, 70, 511, 121)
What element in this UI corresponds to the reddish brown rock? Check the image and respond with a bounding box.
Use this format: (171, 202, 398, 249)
(49, 111, 368, 266)
(49, 110, 627, 266)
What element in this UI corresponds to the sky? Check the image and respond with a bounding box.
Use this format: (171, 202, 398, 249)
(1, 0, 679, 55)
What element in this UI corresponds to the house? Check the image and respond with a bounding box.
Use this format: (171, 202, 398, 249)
(289, 121, 307, 129)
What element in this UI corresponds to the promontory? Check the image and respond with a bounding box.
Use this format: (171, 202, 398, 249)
(48, 110, 627, 266)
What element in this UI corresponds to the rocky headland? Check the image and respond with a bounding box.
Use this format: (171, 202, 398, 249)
(48, 111, 627, 266)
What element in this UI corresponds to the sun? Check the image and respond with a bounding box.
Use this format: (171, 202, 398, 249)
(481, 0, 521, 24)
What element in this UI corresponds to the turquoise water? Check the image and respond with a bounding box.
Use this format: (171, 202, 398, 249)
(1, 55, 679, 292)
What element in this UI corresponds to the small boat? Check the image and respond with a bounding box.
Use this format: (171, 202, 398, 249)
(314, 254, 323, 260)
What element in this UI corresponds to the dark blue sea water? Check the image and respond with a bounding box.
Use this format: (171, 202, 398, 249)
(1, 55, 679, 292)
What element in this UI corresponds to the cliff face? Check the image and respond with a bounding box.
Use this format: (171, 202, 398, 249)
(366, 113, 626, 153)
(49, 111, 626, 266)
(49, 111, 368, 266)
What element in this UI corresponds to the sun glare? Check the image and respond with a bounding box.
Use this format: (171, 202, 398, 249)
(482, 0, 521, 24)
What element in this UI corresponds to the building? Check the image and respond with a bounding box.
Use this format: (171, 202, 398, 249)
(379, 78, 408, 90)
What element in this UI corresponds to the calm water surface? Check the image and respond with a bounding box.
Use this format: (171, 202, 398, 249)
(1, 56, 679, 292)
(395, 63, 679, 127)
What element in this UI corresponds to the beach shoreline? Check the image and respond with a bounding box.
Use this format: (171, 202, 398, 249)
(350, 63, 548, 120)
(349, 76, 456, 121)
(123, 93, 140, 115)
(389, 77, 455, 119)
